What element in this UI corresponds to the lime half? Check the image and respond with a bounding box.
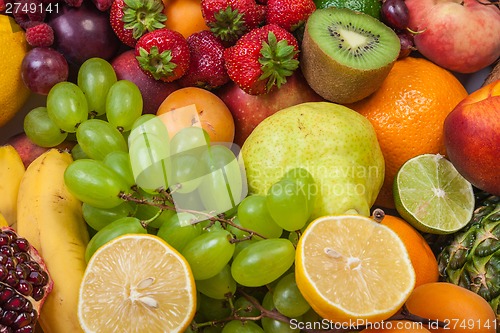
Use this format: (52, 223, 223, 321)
(393, 154, 474, 234)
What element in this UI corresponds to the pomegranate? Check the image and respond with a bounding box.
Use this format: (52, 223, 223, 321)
(0, 228, 52, 332)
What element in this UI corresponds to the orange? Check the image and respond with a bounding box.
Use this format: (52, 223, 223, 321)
(405, 282, 496, 333)
(162, 0, 209, 38)
(156, 87, 235, 143)
(360, 320, 431, 332)
(0, 15, 31, 128)
(295, 215, 415, 323)
(378, 213, 439, 288)
(347, 57, 468, 209)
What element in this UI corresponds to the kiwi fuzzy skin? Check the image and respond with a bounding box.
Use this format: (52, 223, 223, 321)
(300, 20, 397, 104)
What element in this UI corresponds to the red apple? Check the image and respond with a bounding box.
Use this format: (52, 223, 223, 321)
(406, 0, 500, 73)
(444, 80, 500, 195)
(111, 50, 180, 114)
(215, 69, 324, 147)
(7, 133, 75, 168)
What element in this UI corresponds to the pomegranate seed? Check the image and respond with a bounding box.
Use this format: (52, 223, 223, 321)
(22, 299, 33, 313)
(0, 287, 15, 304)
(23, 262, 39, 273)
(1, 310, 17, 326)
(15, 325, 35, 333)
(16, 281, 33, 297)
(13, 240, 29, 253)
(2, 230, 17, 241)
(0, 266, 8, 281)
(0, 246, 12, 257)
(4, 295, 27, 311)
(31, 287, 44, 302)
(5, 258, 17, 270)
(0, 255, 8, 265)
(0, 235, 11, 246)
(15, 265, 29, 280)
(12, 312, 31, 329)
(13, 253, 29, 264)
(5, 271, 19, 288)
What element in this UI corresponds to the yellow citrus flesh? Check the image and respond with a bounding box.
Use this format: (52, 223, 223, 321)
(295, 215, 416, 324)
(0, 15, 31, 128)
(78, 234, 196, 333)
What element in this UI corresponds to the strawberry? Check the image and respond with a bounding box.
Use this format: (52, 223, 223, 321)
(266, 0, 316, 32)
(110, 0, 166, 48)
(178, 30, 230, 90)
(135, 28, 191, 82)
(224, 24, 299, 95)
(201, 0, 266, 45)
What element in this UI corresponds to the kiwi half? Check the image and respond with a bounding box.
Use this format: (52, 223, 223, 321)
(301, 8, 400, 104)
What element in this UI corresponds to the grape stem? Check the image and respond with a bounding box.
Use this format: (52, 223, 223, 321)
(119, 192, 269, 240)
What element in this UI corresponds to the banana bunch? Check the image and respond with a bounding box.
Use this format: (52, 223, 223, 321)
(0, 145, 25, 229)
(17, 149, 89, 333)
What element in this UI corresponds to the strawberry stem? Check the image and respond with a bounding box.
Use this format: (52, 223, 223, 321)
(209, 6, 246, 42)
(123, 0, 167, 40)
(258, 31, 299, 93)
(136, 46, 177, 80)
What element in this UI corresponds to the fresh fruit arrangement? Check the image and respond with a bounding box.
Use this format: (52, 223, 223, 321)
(0, 0, 499, 332)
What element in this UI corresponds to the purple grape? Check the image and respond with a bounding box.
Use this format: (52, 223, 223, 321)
(48, 1, 120, 65)
(21, 47, 68, 95)
(397, 31, 415, 59)
(381, 0, 409, 30)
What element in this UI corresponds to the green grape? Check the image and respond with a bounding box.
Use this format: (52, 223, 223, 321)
(71, 144, 89, 160)
(82, 201, 136, 231)
(237, 195, 282, 239)
(198, 145, 245, 214)
(23, 107, 67, 147)
(273, 273, 310, 318)
(103, 151, 135, 188)
(283, 167, 317, 217)
(221, 320, 263, 333)
(196, 264, 236, 300)
(199, 221, 223, 233)
(76, 119, 128, 160)
(85, 216, 146, 262)
(288, 231, 300, 247)
(170, 126, 211, 154)
(266, 178, 309, 231)
(64, 159, 132, 208)
(202, 326, 223, 333)
(77, 57, 117, 116)
(231, 238, 295, 287)
(129, 129, 170, 193)
(262, 292, 301, 333)
(132, 189, 175, 228)
(181, 230, 235, 280)
(197, 293, 231, 322)
(130, 113, 157, 131)
(232, 238, 259, 260)
(46, 81, 89, 133)
(169, 151, 206, 194)
(106, 80, 143, 132)
(157, 213, 202, 252)
(234, 296, 261, 318)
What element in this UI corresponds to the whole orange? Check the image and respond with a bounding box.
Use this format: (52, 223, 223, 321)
(0, 15, 31, 128)
(156, 87, 235, 143)
(360, 320, 431, 332)
(347, 57, 468, 209)
(162, 0, 209, 38)
(405, 282, 497, 333)
(379, 214, 439, 288)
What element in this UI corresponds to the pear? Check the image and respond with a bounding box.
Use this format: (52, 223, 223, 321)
(241, 102, 384, 218)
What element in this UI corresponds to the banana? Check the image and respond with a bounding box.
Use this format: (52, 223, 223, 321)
(17, 149, 89, 333)
(0, 145, 25, 229)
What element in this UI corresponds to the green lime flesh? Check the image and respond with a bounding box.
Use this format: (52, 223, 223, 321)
(394, 154, 475, 234)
